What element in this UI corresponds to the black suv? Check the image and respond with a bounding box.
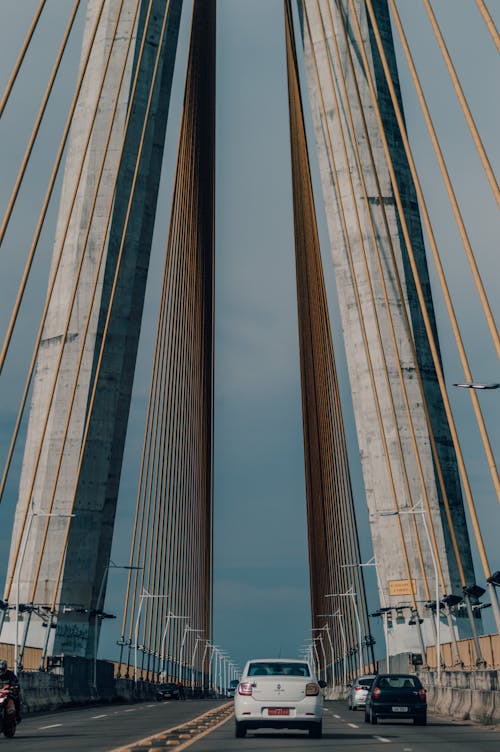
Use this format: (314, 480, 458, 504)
(364, 673, 427, 725)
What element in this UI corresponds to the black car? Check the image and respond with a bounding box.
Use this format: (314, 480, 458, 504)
(364, 673, 427, 725)
(156, 682, 181, 701)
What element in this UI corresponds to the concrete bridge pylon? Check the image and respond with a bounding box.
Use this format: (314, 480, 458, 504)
(1, 0, 184, 660)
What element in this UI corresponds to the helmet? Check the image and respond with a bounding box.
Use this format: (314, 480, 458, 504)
(0, 660, 7, 673)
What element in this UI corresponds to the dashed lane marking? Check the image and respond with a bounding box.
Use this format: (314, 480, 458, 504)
(333, 714, 342, 719)
(92, 714, 108, 719)
(348, 723, 359, 728)
(373, 735, 391, 743)
(123, 708, 136, 712)
(39, 723, 63, 730)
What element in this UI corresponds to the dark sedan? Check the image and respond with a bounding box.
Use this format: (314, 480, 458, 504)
(364, 673, 427, 725)
(156, 682, 181, 701)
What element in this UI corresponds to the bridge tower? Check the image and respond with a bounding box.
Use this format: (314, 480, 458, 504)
(297, 0, 477, 654)
(0, 0, 482, 670)
(1, 0, 198, 660)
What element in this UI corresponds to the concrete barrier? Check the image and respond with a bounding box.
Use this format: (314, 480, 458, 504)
(19, 657, 161, 714)
(418, 669, 500, 725)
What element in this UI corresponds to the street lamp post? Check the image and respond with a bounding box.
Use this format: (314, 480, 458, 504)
(178, 626, 203, 686)
(319, 611, 347, 687)
(208, 643, 217, 694)
(15, 508, 75, 672)
(134, 591, 168, 683)
(341, 557, 377, 670)
(190, 634, 205, 693)
(216, 650, 229, 695)
(312, 629, 328, 683)
(380, 504, 442, 683)
(93, 561, 141, 691)
(200, 640, 212, 694)
(160, 612, 188, 680)
(326, 588, 363, 675)
(315, 619, 335, 689)
(309, 640, 320, 677)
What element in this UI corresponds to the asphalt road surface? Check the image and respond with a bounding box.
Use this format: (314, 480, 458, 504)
(6, 698, 224, 751)
(5, 699, 500, 751)
(179, 700, 500, 752)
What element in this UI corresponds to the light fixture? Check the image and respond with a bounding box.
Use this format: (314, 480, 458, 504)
(463, 583, 486, 599)
(487, 571, 500, 587)
(453, 382, 499, 390)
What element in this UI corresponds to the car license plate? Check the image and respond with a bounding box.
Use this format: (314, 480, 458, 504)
(268, 708, 289, 716)
(392, 706, 408, 712)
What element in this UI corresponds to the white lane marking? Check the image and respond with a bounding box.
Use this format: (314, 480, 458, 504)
(124, 708, 136, 712)
(333, 714, 342, 719)
(39, 723, 63, 730)
(373, 735, 391, 743)
(92, 714, 108, 719)
(147, 704, 155, 708)
(403, 748, 412, 751)
(348, 722, 359, 728)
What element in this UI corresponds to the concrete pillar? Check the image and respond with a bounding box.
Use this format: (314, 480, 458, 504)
(298, 0, 477, 653)
(1, 0, 183, 658)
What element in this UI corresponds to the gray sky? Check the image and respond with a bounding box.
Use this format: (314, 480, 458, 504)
(0, 0, 498, 672)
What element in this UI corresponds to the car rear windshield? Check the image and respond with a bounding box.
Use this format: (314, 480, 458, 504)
(358, 678, 374, 687)
(377, 675, 421, 689)
(247, 662, 310, 677)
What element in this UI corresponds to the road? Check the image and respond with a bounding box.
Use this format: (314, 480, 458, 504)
(6, 698, 224, 751)
(175, 700, 500, 752)
(6, 699, 500, 751)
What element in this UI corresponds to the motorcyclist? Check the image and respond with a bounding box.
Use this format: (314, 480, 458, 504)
(0, 660, 21, 723)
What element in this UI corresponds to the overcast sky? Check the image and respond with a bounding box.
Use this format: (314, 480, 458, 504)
(0, 1, 498, 672)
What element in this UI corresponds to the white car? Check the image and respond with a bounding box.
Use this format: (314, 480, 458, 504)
(233, 658, 325, 738)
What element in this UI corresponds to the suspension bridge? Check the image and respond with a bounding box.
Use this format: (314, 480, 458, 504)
(0, 0, 498, 733)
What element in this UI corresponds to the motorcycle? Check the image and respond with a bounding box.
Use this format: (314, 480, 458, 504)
(0, 684, 17, 738)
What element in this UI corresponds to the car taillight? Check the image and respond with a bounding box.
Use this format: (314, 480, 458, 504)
(354, 685, 362, 691)
(238, 682, 253, 696)
(419, 687, 426, 701)
(372, 686, 381, 698)
(305, 683, 320, 696)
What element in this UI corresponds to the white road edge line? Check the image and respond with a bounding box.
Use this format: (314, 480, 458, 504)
(373, 735, 391, 743)
(39, 723, 63, 730)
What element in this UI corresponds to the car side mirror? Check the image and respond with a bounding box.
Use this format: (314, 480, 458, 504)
(318, 680, 327, 689)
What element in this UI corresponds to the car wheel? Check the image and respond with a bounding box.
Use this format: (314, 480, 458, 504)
(414, 715, 427, 726)
(309, 722, 322, 739)
(370, 708, 378, 725)
(235, 721, 247, 738)
(364, 709, 370, 723)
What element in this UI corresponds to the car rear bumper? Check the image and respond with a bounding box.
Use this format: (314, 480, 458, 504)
(352, 697, 368, 707)
(234, 697, 323, 725)
(371, 703, 426, 719)
(238, 719, 321, 731)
